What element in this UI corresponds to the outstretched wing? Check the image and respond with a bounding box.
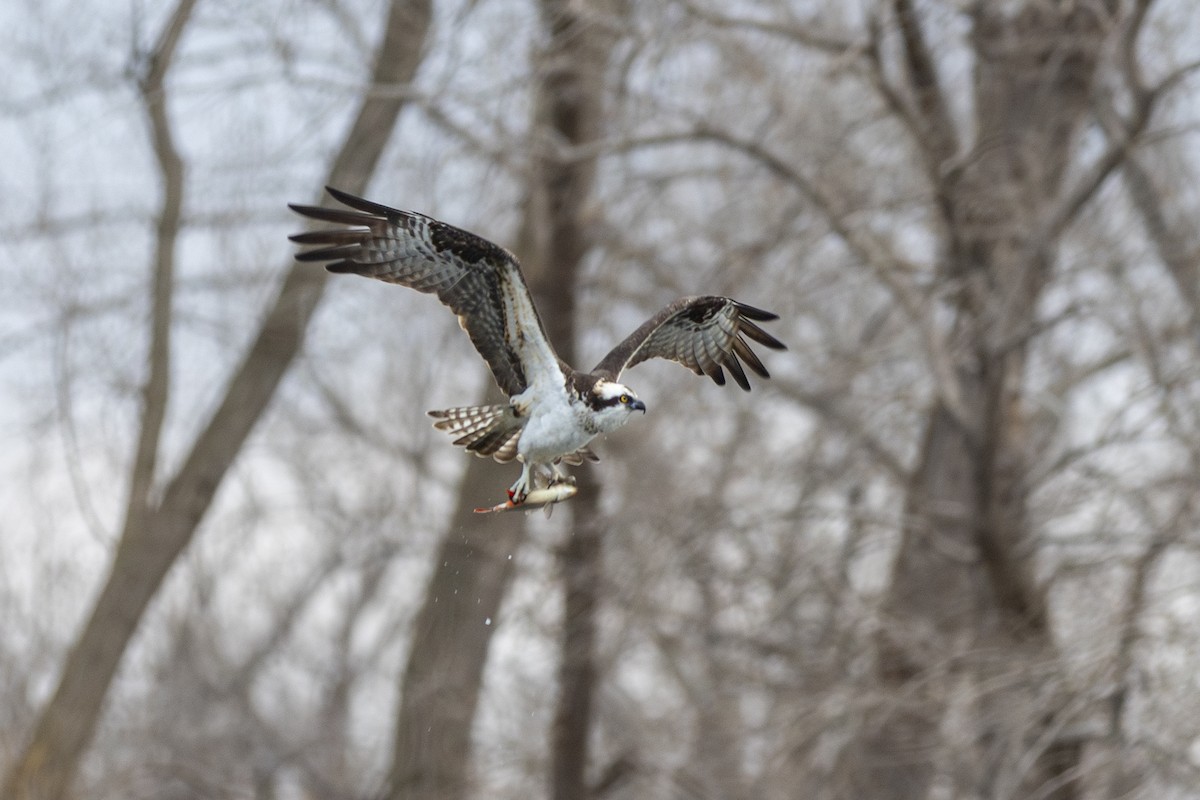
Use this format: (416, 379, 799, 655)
(289, 187, 559, 397)
(592, 296, 786, 391)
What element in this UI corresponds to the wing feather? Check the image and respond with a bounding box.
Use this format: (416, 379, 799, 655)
(290, 187, 559, 397)
(740, 318, 785, 349)
(731, 335, 768, 377)
(592, 296, 786, 391)
(290, 229, 369, 246)
(723, 351, 750, 391)
(700, 327, 725, 376)
(697, 329, 724, 383)
(703, 361, 727, 385)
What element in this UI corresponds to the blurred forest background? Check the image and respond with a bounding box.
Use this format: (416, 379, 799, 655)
(3, 0, 1200, 798)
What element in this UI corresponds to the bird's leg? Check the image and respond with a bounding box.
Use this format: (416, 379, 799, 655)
(548, 462, 574, 487)
(507, 461, 533, 505)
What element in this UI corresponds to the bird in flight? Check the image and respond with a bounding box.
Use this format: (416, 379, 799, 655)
(290, 188, 785, 512)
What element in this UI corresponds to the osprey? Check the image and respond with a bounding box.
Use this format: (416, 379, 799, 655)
(290, 188, 785, 510)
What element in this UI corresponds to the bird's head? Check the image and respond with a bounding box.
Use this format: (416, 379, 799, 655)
(589, 379, 646, 431)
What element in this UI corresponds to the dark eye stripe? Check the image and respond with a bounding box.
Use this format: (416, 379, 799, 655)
(593, 393, 625, 408)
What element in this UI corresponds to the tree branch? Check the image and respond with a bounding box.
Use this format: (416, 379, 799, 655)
(1, 2, 432, 798)
(679, 0, 858, 55)
(683, 123, 970, 427)
(124, 0, 196, 522)
(890, 0, 958, 168)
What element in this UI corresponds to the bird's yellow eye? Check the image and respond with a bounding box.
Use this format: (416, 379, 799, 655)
(620, 394, 629, 404)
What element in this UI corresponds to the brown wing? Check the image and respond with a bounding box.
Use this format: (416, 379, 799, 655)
(592, 296, 786, 391)
(289, 188, 560, 397)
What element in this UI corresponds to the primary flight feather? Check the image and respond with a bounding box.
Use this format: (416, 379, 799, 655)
(290, 187, 786, 510)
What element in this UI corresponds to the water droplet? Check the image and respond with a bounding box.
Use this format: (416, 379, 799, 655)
(485, 617, 492, 626)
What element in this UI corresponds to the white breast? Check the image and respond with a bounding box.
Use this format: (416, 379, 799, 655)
(516, 385, 594, 463)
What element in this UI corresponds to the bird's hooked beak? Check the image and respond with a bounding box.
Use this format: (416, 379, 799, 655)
(630, 398, 646, 413)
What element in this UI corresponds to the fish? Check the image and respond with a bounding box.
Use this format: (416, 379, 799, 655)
(474, 481, 579, 516)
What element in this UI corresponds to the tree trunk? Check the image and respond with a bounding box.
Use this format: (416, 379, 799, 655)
(384, 452, 526, 800)
(523, 2, 624, 798)
(1, 2, 432, 798)
(841, 4, 1112, 798)
(384, 4, 624, 796)
(550, 476, 604, 800)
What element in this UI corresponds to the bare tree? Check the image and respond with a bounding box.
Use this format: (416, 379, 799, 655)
(521, 3, 629, 799)
(384, 462, 527, 800)
(1, 1, 432, 796)
(836, 5, 1158, 798)
(382, 3, 628, 798)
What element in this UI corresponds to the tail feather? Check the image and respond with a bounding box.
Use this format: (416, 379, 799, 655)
(428, 404, 524, 463)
